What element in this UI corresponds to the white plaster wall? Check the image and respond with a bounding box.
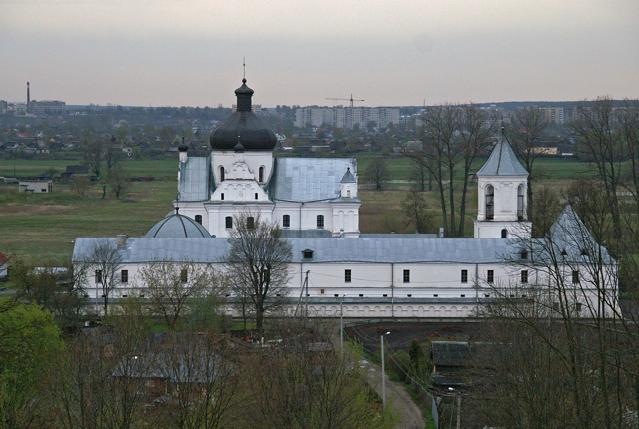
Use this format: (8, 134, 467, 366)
(477, 176, 527, 222)
(205, 203, 275, 238)
(211, 151, 273, 185)
(474, 220, 532, 239)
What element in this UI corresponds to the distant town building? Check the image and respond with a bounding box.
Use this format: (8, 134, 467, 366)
(539, 107, 565, 124)
(29, 100, 66, 116)
(294, 106, 400, 129)
(18, 180, 53, 193)
(0, 100, 7, 114)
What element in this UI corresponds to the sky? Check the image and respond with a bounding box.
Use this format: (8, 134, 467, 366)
(1, 0, 638, 107)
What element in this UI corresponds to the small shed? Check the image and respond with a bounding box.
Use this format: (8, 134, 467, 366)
(18, 180, 52, 193)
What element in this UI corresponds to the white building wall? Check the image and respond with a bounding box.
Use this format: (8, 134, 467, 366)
(211, 151, 274, 186)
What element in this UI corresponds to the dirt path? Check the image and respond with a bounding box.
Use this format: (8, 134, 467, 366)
(360, 359, 425, 429)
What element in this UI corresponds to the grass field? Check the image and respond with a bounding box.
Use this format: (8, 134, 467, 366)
(0, 156, 596, 263)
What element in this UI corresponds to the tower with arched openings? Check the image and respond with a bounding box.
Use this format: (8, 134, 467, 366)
(474, 134, 531, 239)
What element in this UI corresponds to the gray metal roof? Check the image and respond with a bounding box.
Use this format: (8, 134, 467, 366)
(270, 157, 357, 202)
(340, 167, 356, 183)
(178, 156, 210, 202)
(73, 236, 521, 264)
(477, 140, 528, 177)
(145, 214, 211, 238)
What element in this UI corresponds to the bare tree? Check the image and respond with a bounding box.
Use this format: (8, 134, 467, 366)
(81, 241, 123, 316)
(401, 191, 433, 233)
(410, 105, 494, 236)
(83, 138, 103, 179)
(365, 157, 389, 191)
(572, 97, 624, 239)
(161, 332, 238, 429)
(71, 175, 91, 197)
(225, 212, 292, 332)
(617, 102, 639, 213)
(410, 159, 430, 192)
(506, 107, 547, 218)
(138, 261, 223, 329)
(106, 164, 129, 200)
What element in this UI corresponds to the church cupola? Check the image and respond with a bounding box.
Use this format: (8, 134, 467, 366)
(209, 78, 277, 151)
(340, 167, 357, 198)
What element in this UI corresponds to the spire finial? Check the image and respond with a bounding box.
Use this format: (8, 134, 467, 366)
(242, 57, 246, 83)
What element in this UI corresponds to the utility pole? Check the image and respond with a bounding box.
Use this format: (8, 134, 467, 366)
(339, 296, 344, 353)
(456, 392, 462, 429)
(380, 331, 390, 409)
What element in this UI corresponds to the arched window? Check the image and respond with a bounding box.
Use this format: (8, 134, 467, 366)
(501, 229, 508, 238)
(225, 216, 232, 229)
(485, 184, 494, 220)
(283, 214, 290, 228)
(259, 166, 265, 183)
(195, 215, 202, 225)
(247, 217, 255, 229)
(220, 166, 225, 182)
(221, 193, 224, 201)
(316, 215, 324, 229)
(517, 184, 525, 220)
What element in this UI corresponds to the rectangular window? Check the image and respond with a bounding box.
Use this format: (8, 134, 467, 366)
(225, 217, 233, 229)
(403, 269, 410, 283)
(180, 269, 188, 283)
(487, 270, 494, 284)
(195, 215, 202, 225)
(320, 288, 325, 295)
(95, 270, 102, 283)
(521, 270, 528, 283)
(461, 269, 468, 283)
(283, 215, 290, 228)
(572, 270, 579, 284)
(121, 270, 128, 283)
(344, 269, 351, 283)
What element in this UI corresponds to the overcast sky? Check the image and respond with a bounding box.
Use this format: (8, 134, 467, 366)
(1, 0, 638, 107)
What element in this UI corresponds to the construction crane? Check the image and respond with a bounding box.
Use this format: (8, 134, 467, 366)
(326, 94, 365, 109)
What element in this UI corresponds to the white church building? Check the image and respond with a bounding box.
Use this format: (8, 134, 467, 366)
(72, 79, 619, 319)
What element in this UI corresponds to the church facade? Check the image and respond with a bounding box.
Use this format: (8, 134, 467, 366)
(72, 79, 619, 319)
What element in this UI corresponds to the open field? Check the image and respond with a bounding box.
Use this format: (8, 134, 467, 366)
(0, 156, 597, 263)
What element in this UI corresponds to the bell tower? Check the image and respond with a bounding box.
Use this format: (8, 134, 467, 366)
(474, 131, 531, 239)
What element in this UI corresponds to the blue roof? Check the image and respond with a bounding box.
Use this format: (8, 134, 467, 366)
(145, 213, 211, 238)
(73, 236, 519, 264)
(477, 140, 528, 177)
(178, 156, 210, 202)
(270, 157, 357, 202)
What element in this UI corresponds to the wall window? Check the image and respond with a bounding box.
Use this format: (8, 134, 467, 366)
(195, 215, 202, 225)
(320, 288, 325, 295)
(180, 269, 188, 283)
(461, 269, 468, 283)
(347, 190, 351, 198)
(317, 215, 324, 229)
(485, 184, 495, 220)
(283, 214, 290, 228)
(520, 250, 528, 259)
(254, 193, 258, 200)
(95, 270, 102, 283)
(225, 216, 233, 229)
(403, 269, 410, 283)
(487, 270, 494, 284)
(302, 249, 313, 259)
(521, 270, 528, 283)
(221, 193, 224, 201)
(344, 269, 351, 283)
(501, 229, 508, 238)
(259, 166, 265, 183)
(572, 270, 580, 284)
(247, 217, 255, 229)
(220, 166, 225, 182)
(121, 270, 128, 283)
(517, 184, 525, 220)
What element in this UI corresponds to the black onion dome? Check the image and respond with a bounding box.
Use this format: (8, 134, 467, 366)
(210, 79, 277, 151)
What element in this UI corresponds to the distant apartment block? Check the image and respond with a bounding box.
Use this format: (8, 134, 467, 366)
(0, 100, 7, 114)
(29, 100, 66, 116)
(539, 107, 565, 124)
(294, 106, 400, 129)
